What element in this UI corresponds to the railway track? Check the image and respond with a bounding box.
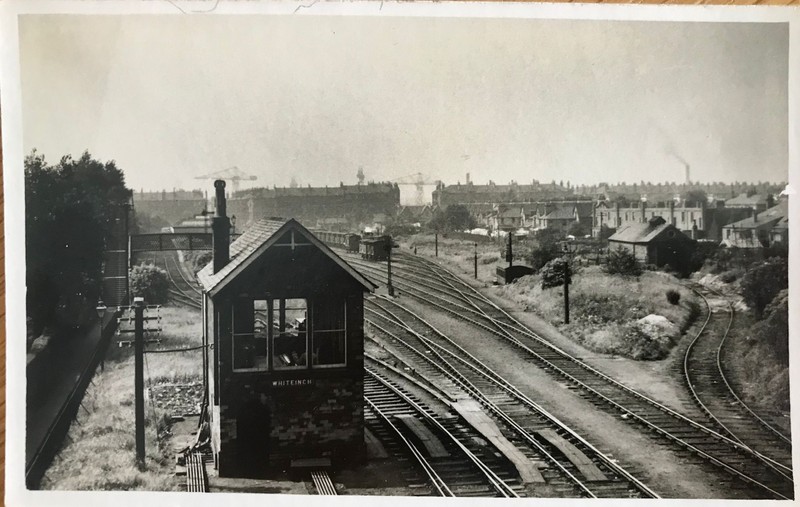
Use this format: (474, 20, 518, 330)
(684, 283, 792, 469)
(343, 251, 794, 499)
(310, 470, 337, 495)
(162, 253, 202, 308)
(186, 451, 209, 492)
(366, 298, 657, 498)
(364, 366, 524, 497)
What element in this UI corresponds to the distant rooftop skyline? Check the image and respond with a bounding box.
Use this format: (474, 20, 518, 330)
(20, 15, 789, 193)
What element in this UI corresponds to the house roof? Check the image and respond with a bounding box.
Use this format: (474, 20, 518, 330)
(574, 201, 594, 217)
(497, 208, 522, 218)
(197, 218, 375, 297)
(724, 192, 768, 207)
(721, 201, 788, 231)
(608, 216, 689, 243)
(544, 206, 577, 220)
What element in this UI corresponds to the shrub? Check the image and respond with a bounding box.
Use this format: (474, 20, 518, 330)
(680, 300, 702, 334)
(666, 289, 681, 305)
(618, 323, 672, 360)
(129, 264, 169, 304)
(719, 270, 738, 283)
(604, 247, 642, 276)
(741, 258, 788, 319)
(752, 289, 789, 365)
(530, 242, 561, 272)
(540, 257, 571, 289)
(190, 251, 213, 273)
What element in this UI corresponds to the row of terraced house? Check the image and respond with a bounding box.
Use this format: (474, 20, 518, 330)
(441, 192, 788, 247)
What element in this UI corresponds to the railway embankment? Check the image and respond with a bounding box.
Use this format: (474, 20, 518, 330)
(495, 266, 699, 361)
(39, 305, 203, 490)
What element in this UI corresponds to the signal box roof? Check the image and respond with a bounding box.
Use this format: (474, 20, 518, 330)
(197, 218, 375, 297)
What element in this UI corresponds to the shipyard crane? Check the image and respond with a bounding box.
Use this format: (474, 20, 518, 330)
(391, 172, 440, 205)
(194, 166, 257, 193)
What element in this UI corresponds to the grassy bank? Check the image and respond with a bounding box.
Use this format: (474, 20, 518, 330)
(42, 305, 203, 490)
(497, 266, 699, 360)
(725, 290, 790, 413)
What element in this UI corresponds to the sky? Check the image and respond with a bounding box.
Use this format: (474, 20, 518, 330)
(19, 14, 790, 196)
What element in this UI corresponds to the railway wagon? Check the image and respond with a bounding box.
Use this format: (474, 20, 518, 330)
(315, 230, 361, 253)
(359, 235, 391, 261)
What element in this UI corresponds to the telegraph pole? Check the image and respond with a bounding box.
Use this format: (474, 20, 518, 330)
(435, 231, 438, 257)
(473, 242, 478, 279)
(506, 231, 513, 268)
(563, 267, 570, 324)
(562, 244, 571, 325)
(133, 297, 145, 467)
(386, 237, 395, 297)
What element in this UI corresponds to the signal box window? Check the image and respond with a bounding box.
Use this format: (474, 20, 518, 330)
(313, 301, 346, 368)
(272, 298, 308, 370)
(232, 299, 269, 371)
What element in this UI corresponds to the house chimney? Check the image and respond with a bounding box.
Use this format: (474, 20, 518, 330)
(668, 200, 675, 225)
(212, 180, 231, 273)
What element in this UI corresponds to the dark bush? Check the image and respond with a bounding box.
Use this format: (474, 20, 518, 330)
(741, 258, 788, 319)
(529, 242, 561, 272)
(666, 289, 681, 305)
(540, 257, 571, 289)
(190, 251, 213, 273)
(719, 270, 738, 283)
(129, 264, 169, 304)
(604, 247, 642, 276)
(752, 289, 789, 365)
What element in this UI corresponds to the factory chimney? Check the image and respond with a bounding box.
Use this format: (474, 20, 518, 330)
(466, 172, 471, 185)
(685, 163, 691, 185)
(212, 180, 231, 273)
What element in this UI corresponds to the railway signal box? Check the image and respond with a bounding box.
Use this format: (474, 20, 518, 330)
(197, 181, 375, 477)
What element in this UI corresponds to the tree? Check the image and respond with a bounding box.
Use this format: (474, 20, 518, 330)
(604, 247, 642, 276)
(540, 257, 571, 289)
(682, 189, 707, 205)
(752, 289, 789, 365)
(129, 264, 169, 304)
(429, 204, 476, 232)
(444, 204, 477, 231)
(529, 229, 562, 271)
(26, 150, 132, 335)
(741, 258, 788, 319)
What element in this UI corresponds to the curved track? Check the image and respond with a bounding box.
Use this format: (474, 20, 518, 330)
(343, 251, 793, 499)
(684, 283, 792, 469)
(162, 252, 202, 308)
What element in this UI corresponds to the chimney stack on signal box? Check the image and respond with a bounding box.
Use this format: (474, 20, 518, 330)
(212, 180, 230, 274)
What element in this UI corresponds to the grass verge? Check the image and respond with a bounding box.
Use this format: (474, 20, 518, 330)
(41, 304, 203, 490)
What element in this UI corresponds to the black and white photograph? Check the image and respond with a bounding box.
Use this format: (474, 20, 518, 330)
(2, 1, 798, 505)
